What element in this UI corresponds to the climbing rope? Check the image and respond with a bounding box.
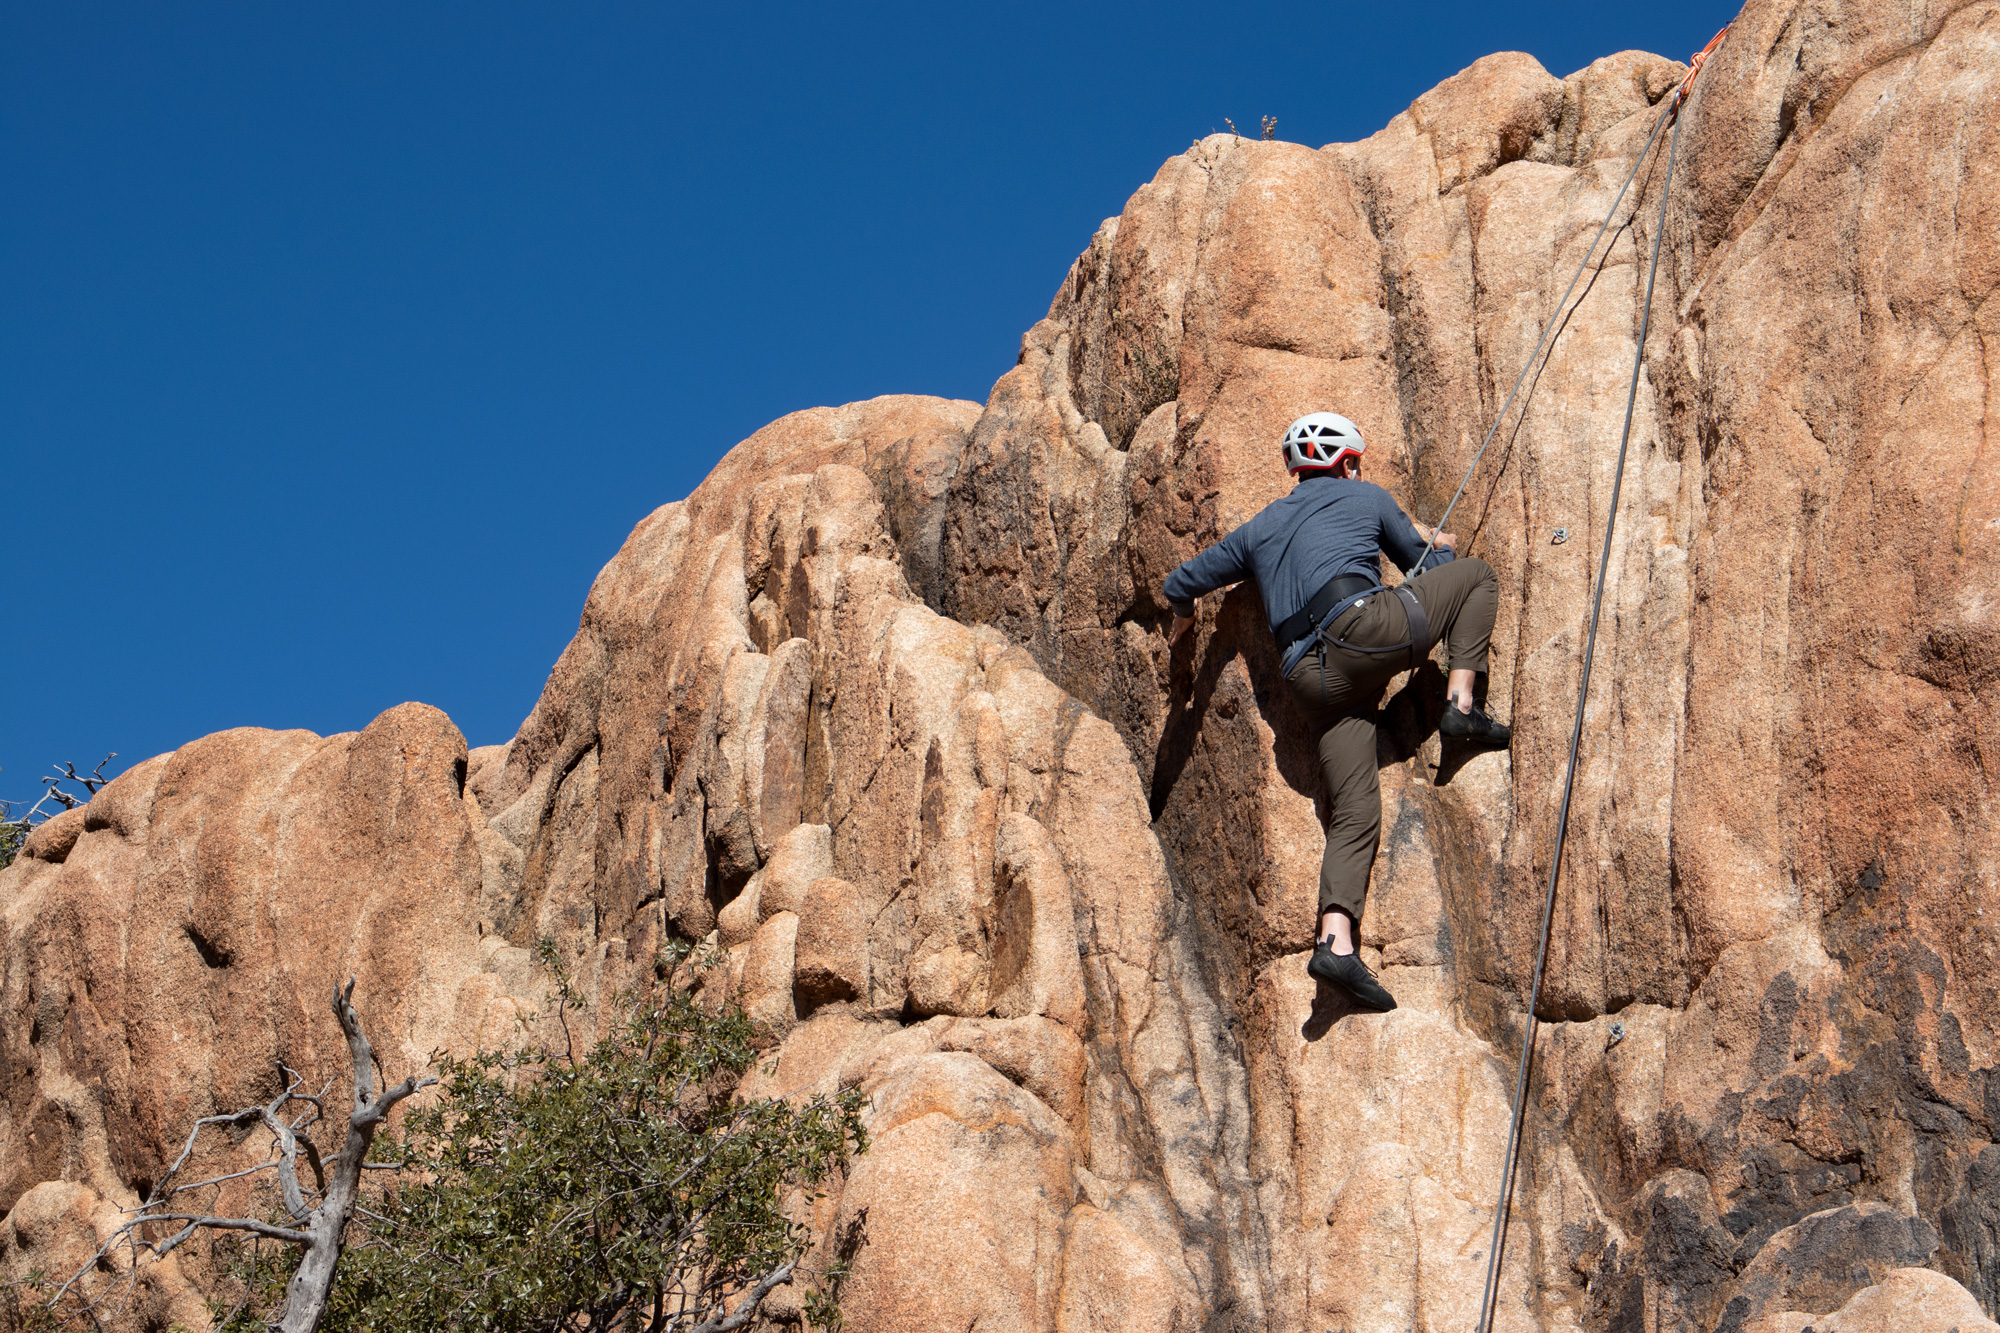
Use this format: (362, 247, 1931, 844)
(1677, 25, 1731, 108)
(1468, 29, 1726, 1331)
(1407, 23, 1730, 575)
(1405, 102, 1674, 575)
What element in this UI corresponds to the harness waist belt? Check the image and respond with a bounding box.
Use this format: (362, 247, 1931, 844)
(1274, 574, 1379, 654)
(1322, 583, 1432, 669)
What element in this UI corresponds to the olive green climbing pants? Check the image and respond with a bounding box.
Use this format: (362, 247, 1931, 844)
(1282, 556, 1499, 921)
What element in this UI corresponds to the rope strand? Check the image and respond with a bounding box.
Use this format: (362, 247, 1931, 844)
(1472, 95, 1689, 1333)
(1407, 98, 1677, 573)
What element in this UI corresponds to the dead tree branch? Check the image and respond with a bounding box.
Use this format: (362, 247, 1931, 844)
(683, 1259, 798, 1333)
(3, 756, 121, 867)
(41, 980, 434, 1333)
(264, 980, 437, 1333)
(34, 755, 120, 813)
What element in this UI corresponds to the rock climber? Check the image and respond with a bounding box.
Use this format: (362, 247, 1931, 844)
(1162, 411, 1510, 1012)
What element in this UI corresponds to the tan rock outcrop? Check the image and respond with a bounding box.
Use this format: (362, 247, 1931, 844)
(5, 0, 1998, 1328)
(1748, 1266, 2000, 1333)
(792, 876, 868, 1011)
(0, 705, 538, 1324)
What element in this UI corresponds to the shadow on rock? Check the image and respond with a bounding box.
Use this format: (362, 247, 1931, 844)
(1431, 738, 1484, 787)
(1378, 665, 1504, 787)
(1302, 978, 1361, 1041)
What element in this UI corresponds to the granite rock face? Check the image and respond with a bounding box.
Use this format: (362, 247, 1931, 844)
(0, 707, 534, 1330)
(4, 0, 1999, 1329)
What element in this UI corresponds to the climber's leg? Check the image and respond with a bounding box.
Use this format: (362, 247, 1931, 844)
(1312, 710, 1381, 932)
(1305, 717, 1396, 1013)
(1283, 639, 1399, 1011)
(1447, 667, 1477, 712)
(1407, 556, 1510, 744)
(1283, 649, 1390, 937)
(1405, 555, 1498, 683)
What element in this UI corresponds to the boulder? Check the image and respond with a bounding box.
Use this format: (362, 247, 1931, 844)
(833, 1053, 1075, 1333)
(793, 875, 868, 1011)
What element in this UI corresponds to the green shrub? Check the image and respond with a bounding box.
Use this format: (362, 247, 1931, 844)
(0, 814, 26, 870)
(13, 940, 864, 1333)
(317, 940, 867, 1333)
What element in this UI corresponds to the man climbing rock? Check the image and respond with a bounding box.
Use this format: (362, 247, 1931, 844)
(1163, 411, 1510, 1012)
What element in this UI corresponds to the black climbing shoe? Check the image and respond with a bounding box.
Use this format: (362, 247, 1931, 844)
(1307, 943, 1397, 1012)
(1440, 702, 1511, 747)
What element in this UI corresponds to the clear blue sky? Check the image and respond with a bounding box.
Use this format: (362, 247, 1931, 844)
(2, 1, 1736, 796)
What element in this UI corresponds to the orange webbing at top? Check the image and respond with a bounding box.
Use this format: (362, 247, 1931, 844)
(1676, 24, 1731, 106)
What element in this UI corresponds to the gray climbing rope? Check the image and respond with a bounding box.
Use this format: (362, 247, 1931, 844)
(1471, 83, 1691, 1333)
(1407, 97, 1677, 574)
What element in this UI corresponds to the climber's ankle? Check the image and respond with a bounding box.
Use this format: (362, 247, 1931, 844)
(1318, 909, 1357, 956)
(1447, 666, 1476, 713)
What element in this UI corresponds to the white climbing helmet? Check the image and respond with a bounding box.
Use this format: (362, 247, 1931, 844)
(1280, 411, 1365, 474)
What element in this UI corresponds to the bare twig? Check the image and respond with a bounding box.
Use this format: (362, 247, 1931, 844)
(3, 754, 120, 848)
(123, 1158, 287, 1202)
(37, 756, 119, 811)
(41, 981, 434, 1333)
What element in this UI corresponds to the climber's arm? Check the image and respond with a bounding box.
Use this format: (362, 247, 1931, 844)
(1162, 530, 1251, 646)
(1381, 492, 1454, 574)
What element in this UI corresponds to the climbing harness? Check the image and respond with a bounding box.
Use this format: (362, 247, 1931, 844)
(1398, 26, 1729, 1333)
(1274, 572, 1379, 656)
(1320, 582, 1432, 675)
(1279, 564, 1446, 678)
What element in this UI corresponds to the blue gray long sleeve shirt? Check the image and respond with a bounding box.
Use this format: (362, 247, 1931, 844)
(1163, 475, 1434, 674)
